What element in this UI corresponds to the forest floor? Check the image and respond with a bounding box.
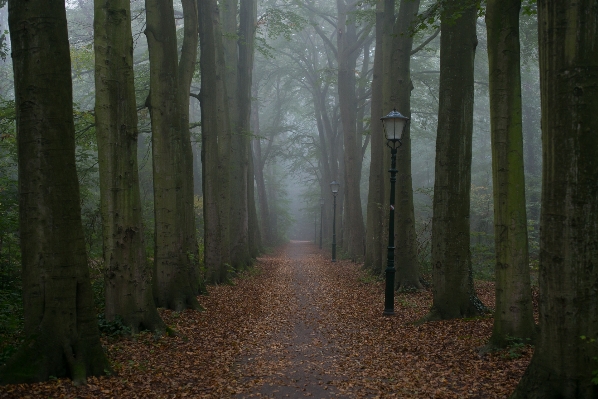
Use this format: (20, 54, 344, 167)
(0, 241, 533, 398)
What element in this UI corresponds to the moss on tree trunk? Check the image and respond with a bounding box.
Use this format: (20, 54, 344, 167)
(511, 0, 598, 397)
(239, 0, 260, 259)
(425, 2, 487, 321)
(94, 0, 165, 333)
(337, 0, 366, 262)
(364, 0, 387, 275)
(145, 0, 200, 310)
(199, 0, 233, 283)
(1, 0, 110, 384)
(391, 0, 423, 291)
(485, 0, 535, 349)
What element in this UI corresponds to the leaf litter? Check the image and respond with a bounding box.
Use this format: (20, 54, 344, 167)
(0, 241, 532, 398)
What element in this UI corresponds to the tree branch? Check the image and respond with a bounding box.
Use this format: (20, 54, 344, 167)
(411, 27, 440, 55)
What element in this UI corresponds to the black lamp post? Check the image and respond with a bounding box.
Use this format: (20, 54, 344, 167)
(380, 109, 409, 316)
(330, 181, 340, 262)
(319, 197, 324, 249)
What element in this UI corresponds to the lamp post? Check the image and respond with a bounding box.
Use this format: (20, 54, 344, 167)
(330, 181, 340, 262)
(380, 109, 409, 316)
(319, 198, 324, 249)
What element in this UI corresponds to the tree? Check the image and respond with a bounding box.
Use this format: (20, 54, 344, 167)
(240, 0, 261, 258)
(0, 0, 109, 383)
(257, 13, 342, 247)
(366, 0, 434, 285)
(390, 0, 423, 290)
(336, 0, 368, 261)
(252, 71, 294, 246)
(94, 0, 165, 333)
(511, 0, 598, 397)
(178, 0, 204, 295)
(252, 83, 274, 246)
(364, 0, 388, 275)
(221, 0, 259, 269)
(199, 0, 233, 283)
(297, 28, 340, 248)
(221, 0, 251, 270)
(294, 0, 371, 258)
(485, 0, 534, 348)
(145, 0, 201, 310)
(424, 1, 486, 321)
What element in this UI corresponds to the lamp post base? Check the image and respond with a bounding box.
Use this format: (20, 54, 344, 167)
(383, 309, 395, 316)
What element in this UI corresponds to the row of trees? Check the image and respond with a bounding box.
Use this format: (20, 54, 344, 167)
(371, 0, 598, 396)
(0, 0, 596, 396)
(0, 0, 263, 384)
(253, 0, 597, 395)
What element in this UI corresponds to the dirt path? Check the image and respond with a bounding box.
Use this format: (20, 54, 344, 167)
(230, 241, 529, 398)
(234, 241, 349, 398)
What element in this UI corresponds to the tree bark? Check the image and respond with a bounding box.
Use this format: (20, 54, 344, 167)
(178, 0, 204, 295)
(336, 0, 365, 262)
(485, 0, 535, 348)
(425, 2, 486, 321)
(252, 111, 272, 246)
(94, 0, 165, 332)
(380, 0, 396, 277)
(0, 0, 110, 383)
(145, 0, 200, 310)
(199, 0, 233, 283)
(244, 3, 261, 257)
(364, 0, 388, 275)
(237, 0, 259, 263)
(391, 0, 422, 291)
(221, 0, 251, 270)
(511, 0, 598, 397)
(247, 146, 262, 257)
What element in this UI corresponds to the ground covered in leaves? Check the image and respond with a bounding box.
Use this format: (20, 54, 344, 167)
(0, 241, 532, 398)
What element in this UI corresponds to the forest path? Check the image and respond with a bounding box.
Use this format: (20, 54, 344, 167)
(233, 241, 351, 397)
(0, 241, 530, 399)
(228, 241, 526, 398)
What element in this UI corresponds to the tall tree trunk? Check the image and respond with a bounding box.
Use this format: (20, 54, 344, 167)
(511, 0, 598, 397)
(485, 0, 535, 348)
(337, 0, 365, 262)
(237, 0, 258, 263)
(379, 0, 396, 276)
(178, 0, 204, 295)
(243, 0, 261, 258)
(424, 2, 486, 321)
(364, 0, 387, 274)
(267, 163, 279, 241)
(391, 0, 422, 290)
(0, 0, 110, 383)
(247, 149, 262, 257)
(222, 0, 251, 270)
(313, 89, 333, 245)
(94, 0, 165, 332)
(145, 0, 200, 310)
(199, 0, 232, 283)
(522, 96, 540, 224)
(253, 139, 271, 245)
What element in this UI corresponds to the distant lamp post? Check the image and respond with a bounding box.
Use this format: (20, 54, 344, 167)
(330, 181, 340, 262)
(380, 109, 409, 316)
(319, 197, 324, 249)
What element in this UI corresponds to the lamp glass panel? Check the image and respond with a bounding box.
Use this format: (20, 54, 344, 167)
(330, 181, 340, 193)
(385, 118, 406, 141)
